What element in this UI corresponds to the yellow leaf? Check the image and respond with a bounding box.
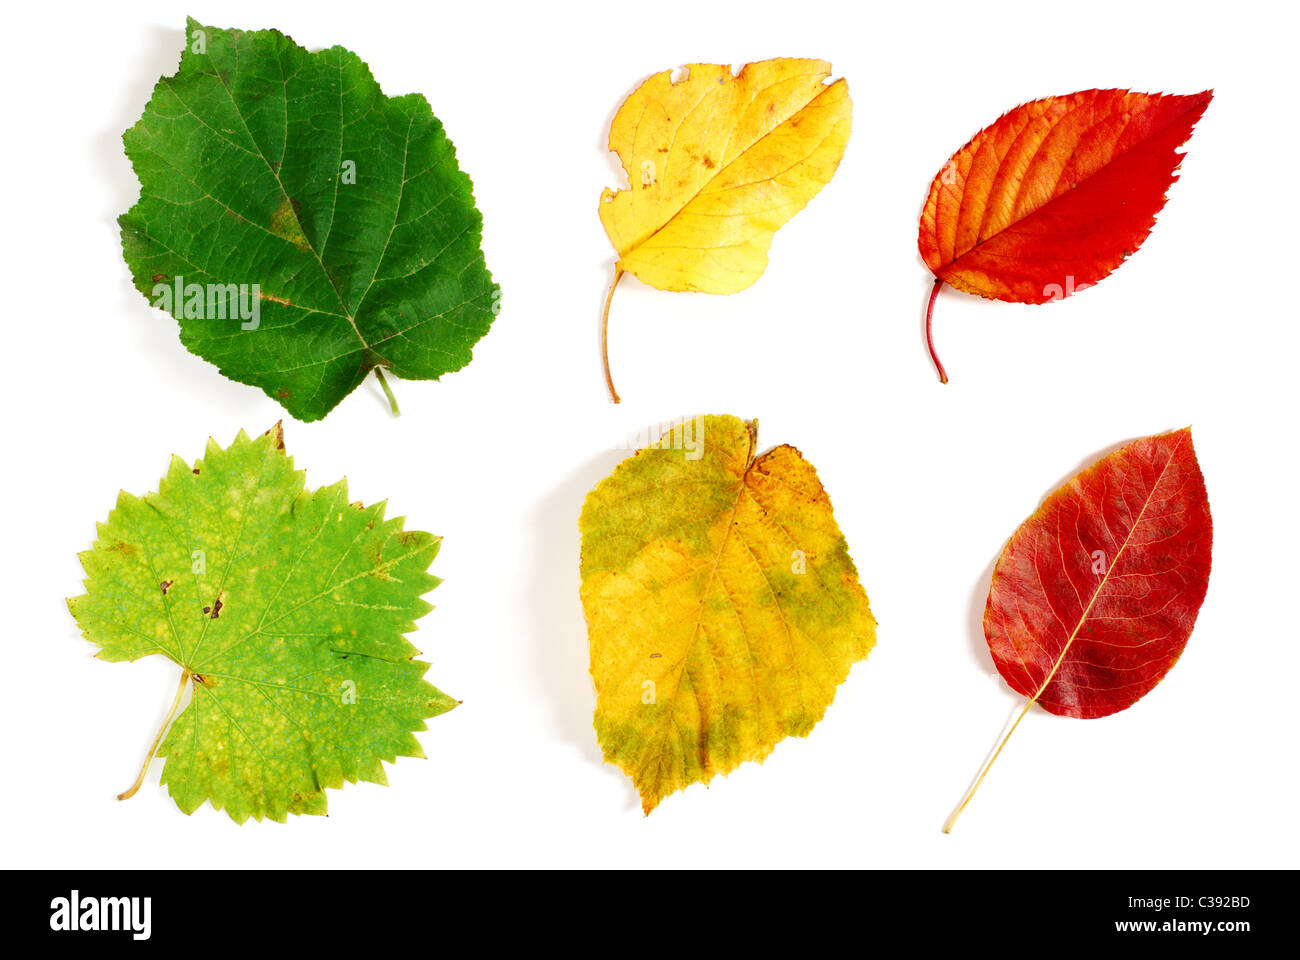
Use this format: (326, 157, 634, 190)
(597, 59, 853, 401)
(579, 415, 876, 813)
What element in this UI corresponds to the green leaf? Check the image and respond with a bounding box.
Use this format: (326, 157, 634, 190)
(67, 424, 457, 823)
(120, 19, 501, 422)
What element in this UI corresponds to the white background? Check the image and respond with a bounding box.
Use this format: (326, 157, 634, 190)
(2, 0, 1296, 869)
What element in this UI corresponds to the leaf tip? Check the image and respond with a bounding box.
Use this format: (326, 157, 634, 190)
(263, 421, 286, 452)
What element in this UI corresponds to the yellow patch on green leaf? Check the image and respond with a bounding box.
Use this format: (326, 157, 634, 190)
(269, 195, 310, 251)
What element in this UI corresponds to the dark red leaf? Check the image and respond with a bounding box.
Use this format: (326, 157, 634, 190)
(946, 428, 1212, 831)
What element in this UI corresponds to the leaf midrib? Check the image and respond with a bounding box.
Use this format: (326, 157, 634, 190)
(198, 33, 387, 363)
(946, 94, 1204, 269)
(1024, 432, 1186, 709)
(622, 69, 842, 260)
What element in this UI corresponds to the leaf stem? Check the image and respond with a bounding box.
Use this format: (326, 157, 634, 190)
(601, 267, 625, 404)
(925, 277, 948, 384)
(942, 693, 1037, 832)
(374, 367, 401, 417)
(118, 668, 192, 802)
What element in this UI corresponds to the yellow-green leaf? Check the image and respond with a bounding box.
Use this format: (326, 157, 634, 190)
(597, 59, 852, 401)
(67, 424, 455, 823)
(579, 415, 876, 813)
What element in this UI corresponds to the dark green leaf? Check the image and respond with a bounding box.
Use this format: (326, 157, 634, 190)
(120, 19, 501, 421)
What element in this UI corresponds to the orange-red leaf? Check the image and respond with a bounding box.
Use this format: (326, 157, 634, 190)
(986, 428, 1213, 719)
(918, 89, 1211, 382)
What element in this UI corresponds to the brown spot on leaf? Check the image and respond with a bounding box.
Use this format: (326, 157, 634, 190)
(160, 580, 174, 595)
(108, 540, 137, 558)
(369, 551, 394, 581)
(263, 421, 285, 451)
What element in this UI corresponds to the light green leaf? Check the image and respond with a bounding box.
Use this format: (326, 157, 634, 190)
(68, 425, 456, 823)
(120, 19, 501, 421)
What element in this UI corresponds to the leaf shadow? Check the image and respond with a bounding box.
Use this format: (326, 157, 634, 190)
(964, 431, 1153, 672)
(1039, 434, 1147, 501)
(94, 25, 265, 418)
(95, 23, 183, 349)
(525, 448, 640, 812)
(97, 25, 182, 222)
(964, 548, 1001, 672)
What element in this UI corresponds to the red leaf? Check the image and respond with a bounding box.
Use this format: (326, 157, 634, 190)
(946, 428, 1213, 831)
(987, 427, 1212, 717)
(919, 89, 1212, 383)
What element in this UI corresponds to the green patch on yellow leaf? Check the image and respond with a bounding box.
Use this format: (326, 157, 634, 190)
(579, 415, 876, 813)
